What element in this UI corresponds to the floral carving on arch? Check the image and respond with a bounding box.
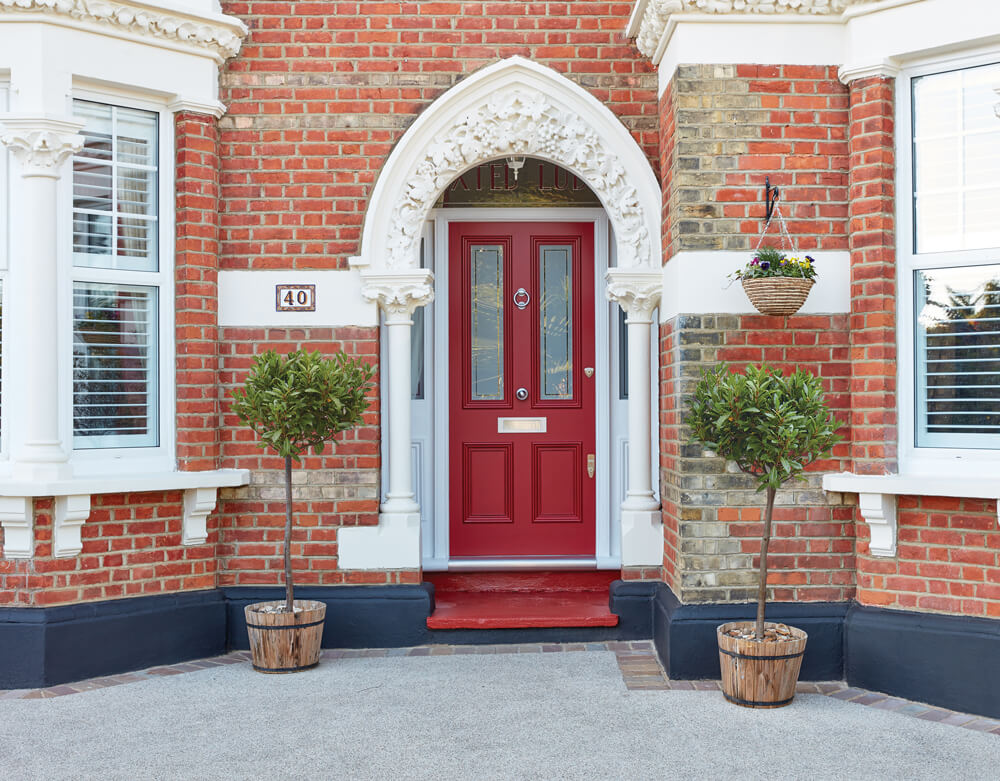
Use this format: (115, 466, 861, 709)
(384, 87, 654, 270)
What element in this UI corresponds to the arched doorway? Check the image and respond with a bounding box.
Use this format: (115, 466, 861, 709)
(339, 57, 663, 572)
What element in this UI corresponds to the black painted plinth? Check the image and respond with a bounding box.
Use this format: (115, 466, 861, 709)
(0, 590, 226, 689)
(846, 604, 1000, 720)
(222, 585, 434, 650)
(652, 585, 847, 681)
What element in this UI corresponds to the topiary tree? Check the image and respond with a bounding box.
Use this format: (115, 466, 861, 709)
(686, 363, 842, 640)
(231, 349, 374, 613)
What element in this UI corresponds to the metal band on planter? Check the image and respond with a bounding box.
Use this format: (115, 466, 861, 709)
(718, 646, 805, 662)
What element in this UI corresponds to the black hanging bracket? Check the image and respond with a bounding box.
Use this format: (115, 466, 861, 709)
(764, 175, 779, 224)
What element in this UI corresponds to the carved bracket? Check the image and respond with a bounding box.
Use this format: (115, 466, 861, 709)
(54, 494, 91, 558)
(0, 497, 32, 559)
(633, 0, 878, 60)
(361, 270, 435, 324)
(0, 1, 247, 63)
(606, 269, 663, 323)
(183, 487, 218, 546)
(0, 117, 84, 178)
(858, 492, 897, 557)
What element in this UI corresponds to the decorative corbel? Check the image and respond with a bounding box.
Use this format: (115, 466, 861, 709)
(53, 494, 91, 558)
(858, 492, 897, 557)
(183, 487, 218, 546)
(0, 497, 33, 559)
(360, 270, 435, 324)
(606, 268, 663, 324)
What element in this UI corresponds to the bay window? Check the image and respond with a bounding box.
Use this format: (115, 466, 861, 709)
(903, 59, 1000, 461)
(70, 98, 166, 454)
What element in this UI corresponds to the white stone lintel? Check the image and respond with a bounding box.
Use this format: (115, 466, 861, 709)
(53, 494, 91, 558)
(182, 486, 218, 546)
(0, 497, 33, 559)
(337, 512, 421, 570)
(857, 492, 897, 558)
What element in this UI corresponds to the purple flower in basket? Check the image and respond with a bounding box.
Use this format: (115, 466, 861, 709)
(760, 260, 771, 271)
(805, 255, 815, 264)
(751, 257, 759, 265)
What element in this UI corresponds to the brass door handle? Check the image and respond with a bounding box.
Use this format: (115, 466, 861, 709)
(587, 454, 595, 479)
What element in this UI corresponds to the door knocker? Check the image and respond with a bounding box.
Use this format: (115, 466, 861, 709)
(513, 288, 530, 309)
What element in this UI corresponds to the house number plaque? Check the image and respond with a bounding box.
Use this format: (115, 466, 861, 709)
(275, 284, 316, 312)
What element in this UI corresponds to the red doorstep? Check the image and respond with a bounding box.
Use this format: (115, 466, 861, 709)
(425, 571, 620, 630)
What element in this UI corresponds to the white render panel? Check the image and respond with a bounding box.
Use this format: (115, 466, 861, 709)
(338, 513, 422, 570)
(218, 270, 378, 328)
(660, 250, 850, 323)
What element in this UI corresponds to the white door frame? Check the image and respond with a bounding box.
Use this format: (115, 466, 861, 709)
(421, 207, 619, 571)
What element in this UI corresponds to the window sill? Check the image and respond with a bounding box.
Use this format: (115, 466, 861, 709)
(822, 472, 1000, 559)
(0, 468, 250, 560)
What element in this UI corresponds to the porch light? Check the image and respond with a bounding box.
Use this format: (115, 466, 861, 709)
(506, 155, 526, 181)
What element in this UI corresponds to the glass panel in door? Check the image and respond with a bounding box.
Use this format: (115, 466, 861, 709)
(470, 244, 504, 401)
(539, 244, 573, 400)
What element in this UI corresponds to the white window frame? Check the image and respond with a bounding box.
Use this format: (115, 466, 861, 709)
(897, 48, 1000, 478)
(60, 86, 176, 476)
(0, 77, 8, 462)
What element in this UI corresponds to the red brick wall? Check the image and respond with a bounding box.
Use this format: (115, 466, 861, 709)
(175, 112, 222, 471)
(857, 497, 1000, 619)
(214, 326, 420, 585)
(846, 75, 897, 473)
(0, 494, 218, 607)
(217, 0, 658, 273)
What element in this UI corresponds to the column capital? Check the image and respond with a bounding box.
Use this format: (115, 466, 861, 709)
(0, 116, 84, 178)
(360, 269, 435, 324)
(606, 268, 662, 323)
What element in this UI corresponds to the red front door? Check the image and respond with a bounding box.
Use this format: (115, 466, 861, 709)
(449, 222, 596, 557)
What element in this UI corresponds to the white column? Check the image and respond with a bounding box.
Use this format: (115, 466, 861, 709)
(338, 270, 434, 570)
(607, 269, 663, 567)
(0, 118, 84, 481)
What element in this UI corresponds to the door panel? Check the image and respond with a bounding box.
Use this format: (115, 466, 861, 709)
(449, 221, 596, 557)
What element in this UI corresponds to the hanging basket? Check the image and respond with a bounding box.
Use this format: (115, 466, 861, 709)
(741, 277, 814, 316)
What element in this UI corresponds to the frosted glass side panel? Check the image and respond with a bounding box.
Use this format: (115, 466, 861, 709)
(470, 244, 503, 401)
(540, 244, 573, 400)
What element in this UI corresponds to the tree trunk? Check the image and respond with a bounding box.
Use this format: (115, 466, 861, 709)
(284, 454, 294, 613)
(755, 485, 777, 640)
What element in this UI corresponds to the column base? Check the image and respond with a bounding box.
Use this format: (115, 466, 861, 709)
(337, 511, 421, 570)
(620, 508, 663, 567)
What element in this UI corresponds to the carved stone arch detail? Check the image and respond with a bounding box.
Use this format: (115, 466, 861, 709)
(356, 57, 662, 272)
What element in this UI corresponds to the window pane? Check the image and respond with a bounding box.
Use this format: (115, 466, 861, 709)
(915, 265, 1000, 448)
(73, 283, 158, 449)
(539, 245, 573, 400)
(913, 63, 1000, 253)
(72, 101, 158, 272)
(411, 305, 424, 400)
(0, 280, 3, 449)
(470, 244, 504, 401)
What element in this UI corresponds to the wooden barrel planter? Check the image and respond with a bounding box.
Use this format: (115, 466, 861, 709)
(245, 600, 326, 674)
(741, 277, 814, 316)
(717, 622, 808, 709)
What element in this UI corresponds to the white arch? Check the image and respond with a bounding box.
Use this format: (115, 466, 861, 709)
(356, 56, 661, 271)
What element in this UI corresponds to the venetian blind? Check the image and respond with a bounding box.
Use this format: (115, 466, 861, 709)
(915, 265, 1000, 448)
(72, 284, 158, 448)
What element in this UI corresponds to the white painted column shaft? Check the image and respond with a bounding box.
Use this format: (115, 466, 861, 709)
(0, 119, 84, 480)
(383, 311, 419, 513)
(624, 313, 658, 511)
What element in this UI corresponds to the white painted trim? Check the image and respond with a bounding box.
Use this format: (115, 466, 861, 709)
(446, 557, 599, 571)
(823, 471, 1000, 501)
(182, 486, 217, 546)
(660, 250, 850, 322)
(337, 512, 421, 570)
(62, 94, 177, 475)
(218, 270, 378, 328)
(0, 468, 248, 497)
(427, 208, 621, 569)
(0, 495, 31, 558)
(356, 57, 661, 273)
(895, 49, 1000, 478)
(53, 493, 90, 557)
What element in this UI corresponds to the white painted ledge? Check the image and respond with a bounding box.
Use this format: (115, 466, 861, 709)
(0, 468, 249, 498)
(338, 512, 421, 570)
(0, 470, 248, 559)
(822, 472, 1000, 557)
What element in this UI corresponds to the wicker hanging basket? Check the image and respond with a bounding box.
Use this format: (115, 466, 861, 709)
(741, 277, 814, 316)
